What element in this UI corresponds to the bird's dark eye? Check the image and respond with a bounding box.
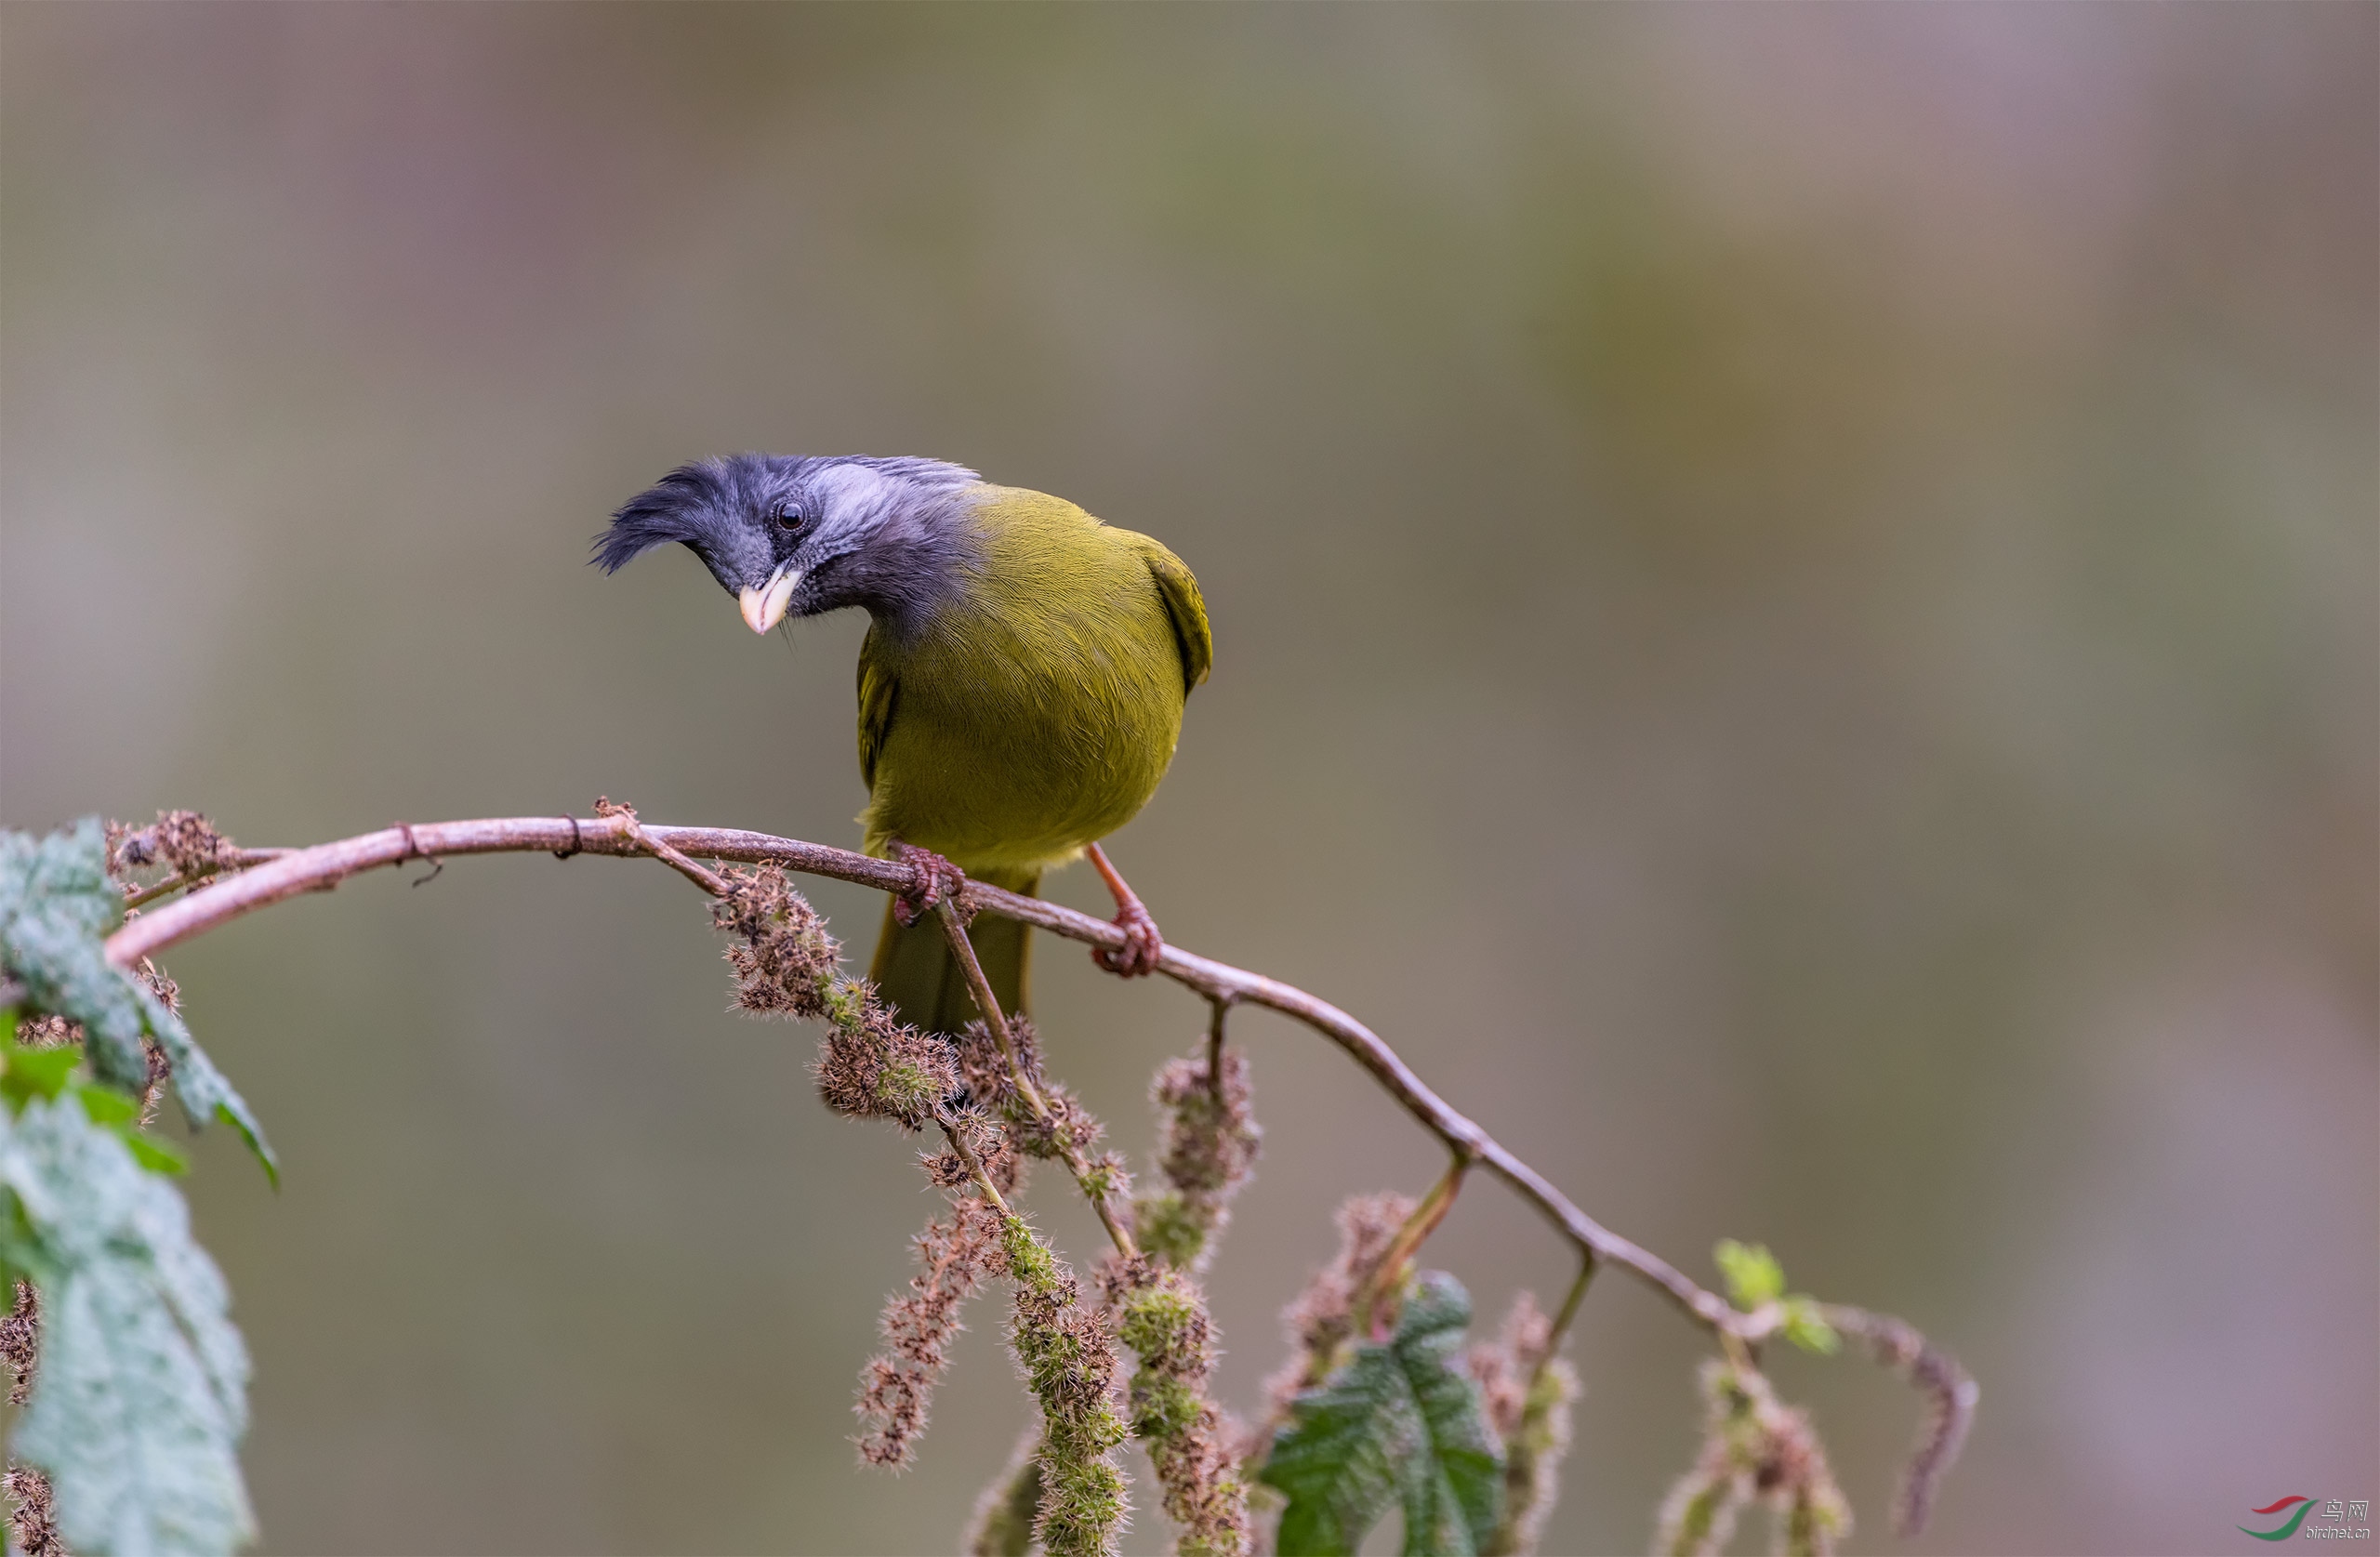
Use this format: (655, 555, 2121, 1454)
(775, 504, 804, 532)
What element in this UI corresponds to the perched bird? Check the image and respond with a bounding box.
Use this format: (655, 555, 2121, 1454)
(595, 454, 1210, 1036)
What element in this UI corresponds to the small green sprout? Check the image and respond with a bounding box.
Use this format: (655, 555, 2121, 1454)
(1714, 1240, 1840, 1355)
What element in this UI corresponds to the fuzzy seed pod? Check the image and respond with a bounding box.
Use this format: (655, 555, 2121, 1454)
(3, 1462, 61, 1557)
(1655, 1359, 1850, 1557)
(1, 1282, 36, 1408)
(1000, 1218, 1130, 1557)
(1131, 1044, 1260, 1274)
(13, 1016, 78, 1051)
(1109, 1263, 1250, 1556)
(1468, 1292, 1578, 1556)
(1261, 1192, 1416, 1423)
(711, 865, 842, 1019)
(857, 1192, 1008, 1469)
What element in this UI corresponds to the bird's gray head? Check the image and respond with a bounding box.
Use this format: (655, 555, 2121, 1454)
(594, 453, 982, 634)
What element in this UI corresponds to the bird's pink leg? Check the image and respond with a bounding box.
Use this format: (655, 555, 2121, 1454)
(888, 840, 967, 928)
(1086, 841, 1163, 978)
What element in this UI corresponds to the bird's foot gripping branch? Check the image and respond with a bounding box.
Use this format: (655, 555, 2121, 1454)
(0, 807, 1977, 1557)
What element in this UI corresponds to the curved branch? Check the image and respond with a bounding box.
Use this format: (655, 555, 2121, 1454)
(96, 814, 1950, 1423)
(103, 815, 1732, 1322)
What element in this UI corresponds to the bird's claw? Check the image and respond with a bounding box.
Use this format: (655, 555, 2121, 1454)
(890, 842, 966, 928)
(1093, 900, 1164, 978)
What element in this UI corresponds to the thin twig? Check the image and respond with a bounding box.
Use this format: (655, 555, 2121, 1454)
(1352, 1154, 1468, 1341)
(594, 800, 729, 897)
(932, 899, 1051, 1120)
(113, 843, 286, 912)
(1540, 1254, 1596, 1362)
(1526, 1254, 1597, 1409)
(932, 898, 1137, 1259)
(938, 1114, 1012, 1219)
(123, 871, 205, 912)
(1204, 995, 1233, 1115)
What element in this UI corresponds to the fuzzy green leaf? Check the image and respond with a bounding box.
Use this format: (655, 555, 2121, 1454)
(1713, 1240, 1785, 1311)
(1778, 1296, 1840, 1355)
(2, 1034, 82, 1112)
(115, 1129, 193, 1179)
(2, 1094, 255, 1556)
(74, 1083, 139, 1128)
(0, 821, 149, 1089)
(0, 822, 275, 1182)
(72, 1087, 191, 1178)
(1261, 1271, 1503, 1556)
(145, 999, 276, 1187)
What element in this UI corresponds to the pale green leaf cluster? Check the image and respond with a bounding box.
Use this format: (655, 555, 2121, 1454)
(1713, 1240, 1838, 1355)
(0, 1035, 188, 1177)
(1712, 1240, 1782, 1309)
(0, 821, 153, 1092)
(0, 820, 268, 1555)
(0, 1093, 256, 1557)
(0, 820, 274, 1181)
(1260, 1271, 1503, 1556)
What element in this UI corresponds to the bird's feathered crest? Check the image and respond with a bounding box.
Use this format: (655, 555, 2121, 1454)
(592, 454, 979, 574)
(594, 461, 732, 574)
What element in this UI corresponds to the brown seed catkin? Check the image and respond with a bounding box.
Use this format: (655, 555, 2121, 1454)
(1108, 1260, 1250, 1556)
(706, 865, 959, 1131)
(1261, 1192, 1416, 1425)
(1132, 1044, 1260, 1274)
(1, 1282, 36, 1407)
(4, 1462, 63, 1557)
(1468, 1292, 1578, 1557)
(857, 1192, 1008, 1469)
(1001, 1220, 1130, 1557)
(1655, 1360, 1849, 1557)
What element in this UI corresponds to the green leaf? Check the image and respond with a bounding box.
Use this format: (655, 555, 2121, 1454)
(115, 1130, 192, 1178)
(1, 1094, 255, 1556)
(0, 822, 276, 1182)
(1, 1036, 83, 1112)
(73, 1087, 192, 1177)
(0, 821, 146, 1089)
(74, 1083, 139, 1128)
(1261, 1271, 1504, 1556)
(1778, 1296, 1839, 1355)
(146, 1000, 277, 1187)
(1714, 1240, 1785, 1311)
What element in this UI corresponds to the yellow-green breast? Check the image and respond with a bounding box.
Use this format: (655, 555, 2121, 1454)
(855, 484, 1210, 884)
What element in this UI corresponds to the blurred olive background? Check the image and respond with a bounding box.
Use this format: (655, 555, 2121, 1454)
(3, 6, 2373, 1554)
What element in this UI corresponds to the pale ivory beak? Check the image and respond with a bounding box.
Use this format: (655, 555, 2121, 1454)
(738, 565, 800, 634)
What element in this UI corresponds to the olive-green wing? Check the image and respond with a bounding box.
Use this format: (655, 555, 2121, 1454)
(857, 648, 899, 791)
(1135, 536, 1212, 694)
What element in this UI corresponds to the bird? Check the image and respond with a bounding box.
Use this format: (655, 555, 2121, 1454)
(594, 454, 1210, 1037)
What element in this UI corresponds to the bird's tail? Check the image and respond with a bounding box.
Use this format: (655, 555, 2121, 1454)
(867, 864, 1042, 1037)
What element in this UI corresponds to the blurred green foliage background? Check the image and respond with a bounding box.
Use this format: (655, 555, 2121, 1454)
(3, 6, 2372, 1553)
